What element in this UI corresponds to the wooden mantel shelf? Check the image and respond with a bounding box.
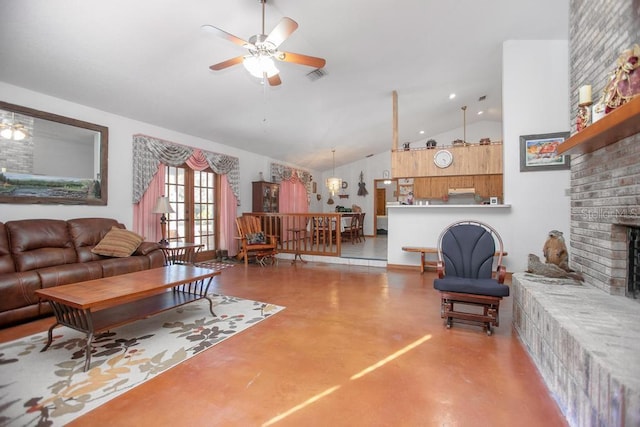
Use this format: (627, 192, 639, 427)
(557, 95, 640, 155)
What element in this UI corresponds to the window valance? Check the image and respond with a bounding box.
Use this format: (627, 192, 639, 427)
(132, 134, 240, 204)
(270, 162, 312, 195)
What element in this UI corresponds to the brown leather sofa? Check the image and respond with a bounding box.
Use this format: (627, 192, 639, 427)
(0, 217, 165, 327)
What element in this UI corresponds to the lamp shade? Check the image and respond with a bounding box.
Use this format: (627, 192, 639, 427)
(326, 177, 342, 196)
(152, 196, 175, 214)
(243, 55, 279, 78)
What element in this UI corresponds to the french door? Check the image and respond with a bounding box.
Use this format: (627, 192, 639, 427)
(164, 165, 218, 261)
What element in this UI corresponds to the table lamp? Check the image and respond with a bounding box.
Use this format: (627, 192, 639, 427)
(152, 196, 174, 245)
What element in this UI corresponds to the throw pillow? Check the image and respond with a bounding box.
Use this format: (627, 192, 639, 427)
(245, 232, 266, 245)
(91, 227, 145, 257)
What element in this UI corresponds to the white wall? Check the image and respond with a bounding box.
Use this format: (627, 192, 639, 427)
(0, 82, 319, 227)
(501, 40, 571, 271)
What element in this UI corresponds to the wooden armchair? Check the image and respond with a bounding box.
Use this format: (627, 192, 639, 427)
(235, 215, 278, 266)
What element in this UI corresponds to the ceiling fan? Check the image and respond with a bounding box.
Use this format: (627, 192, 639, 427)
(202, 0, 326, 86)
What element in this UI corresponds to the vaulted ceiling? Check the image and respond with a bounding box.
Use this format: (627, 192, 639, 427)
(0, 0, 568, 171)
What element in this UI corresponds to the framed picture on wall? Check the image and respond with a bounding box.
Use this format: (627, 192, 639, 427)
(519, 132, 570, 172)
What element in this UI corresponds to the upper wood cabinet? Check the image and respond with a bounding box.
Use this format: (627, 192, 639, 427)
(391, 142, 503, 177)
(252, 181, 280, 213)
(412, 174, 503, 200)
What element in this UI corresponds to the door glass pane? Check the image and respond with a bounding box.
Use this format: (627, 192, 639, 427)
(194, 170, 215, 251)
(166, 166, 186, 242)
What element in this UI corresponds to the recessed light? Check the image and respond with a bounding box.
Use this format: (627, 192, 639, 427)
(477, 111, 484, 115)
(449, 93, 456, 100)
(419, 130, 425, 134)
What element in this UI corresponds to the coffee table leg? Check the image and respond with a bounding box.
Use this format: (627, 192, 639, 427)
(84, 331, 94, 371)
(41, 321, 60, 352)
(204, 295, 217, 317)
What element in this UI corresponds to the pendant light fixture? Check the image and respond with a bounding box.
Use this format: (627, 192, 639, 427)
(326, 149, 342, 196)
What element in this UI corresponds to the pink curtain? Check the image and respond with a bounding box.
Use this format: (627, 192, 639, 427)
(133, 166, 166, 242)
(279, 178, 309, 214)
(220, 174, 239, 256)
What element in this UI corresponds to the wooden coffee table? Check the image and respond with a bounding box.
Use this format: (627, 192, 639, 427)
(35, 265, 221, 371)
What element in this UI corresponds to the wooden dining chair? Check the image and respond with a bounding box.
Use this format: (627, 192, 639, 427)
(357, 212, 366, 241)
(342, 215, 360, 244)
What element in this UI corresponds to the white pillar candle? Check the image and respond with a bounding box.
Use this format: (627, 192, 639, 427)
(579, 85, 592, 105)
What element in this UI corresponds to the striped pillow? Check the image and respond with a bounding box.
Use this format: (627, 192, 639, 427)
(91, 227, 144, 257)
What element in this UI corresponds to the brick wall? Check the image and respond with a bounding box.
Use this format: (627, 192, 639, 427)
(569, 0, 640, 121)
(569, 0, 640, 294)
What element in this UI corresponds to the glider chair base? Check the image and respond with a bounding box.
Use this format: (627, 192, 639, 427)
(439, 291, 502, 336)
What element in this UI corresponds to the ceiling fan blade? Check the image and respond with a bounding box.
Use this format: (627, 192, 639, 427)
(267, 74, 282, 86)
(265, 17, 298, 48)
(201, 24, 253, 48)
(209, 56, 244, 71)
(276, 51, 326, 69)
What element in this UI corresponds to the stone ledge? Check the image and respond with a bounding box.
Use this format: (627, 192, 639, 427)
(512, 273, 640, 427)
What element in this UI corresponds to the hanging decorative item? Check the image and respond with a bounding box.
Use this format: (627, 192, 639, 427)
(357, 171, 368, 196)
(327, 196, 334, 205)
(326, 149, 342, 196)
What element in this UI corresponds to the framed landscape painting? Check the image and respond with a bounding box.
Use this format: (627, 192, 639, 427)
(519, 132, 570, 172)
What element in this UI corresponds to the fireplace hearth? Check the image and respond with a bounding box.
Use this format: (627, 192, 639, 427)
(629, 227, 640, 299)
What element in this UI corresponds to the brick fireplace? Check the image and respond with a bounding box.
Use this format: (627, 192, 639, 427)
(511, 2, 640, 427)
(570, 130, 640, 296)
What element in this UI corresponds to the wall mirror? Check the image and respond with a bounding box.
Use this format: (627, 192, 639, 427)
(0, 101, 108, 205)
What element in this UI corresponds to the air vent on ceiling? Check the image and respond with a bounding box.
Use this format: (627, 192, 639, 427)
(478, 95, 487, 102)
(306, 68, 327, 81)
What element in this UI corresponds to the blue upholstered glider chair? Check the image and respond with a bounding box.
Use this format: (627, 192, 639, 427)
(433, 220, 509, 335)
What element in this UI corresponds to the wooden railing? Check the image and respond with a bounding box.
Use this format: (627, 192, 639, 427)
(243, 213, 350, 257)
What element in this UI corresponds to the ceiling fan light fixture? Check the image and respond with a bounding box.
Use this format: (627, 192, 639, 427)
(243, 55, 279, 78)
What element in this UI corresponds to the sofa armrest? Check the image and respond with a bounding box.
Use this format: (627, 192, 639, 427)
(134, 241, 161, 256)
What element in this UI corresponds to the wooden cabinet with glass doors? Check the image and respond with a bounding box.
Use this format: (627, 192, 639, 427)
(252, 181, 280, 213)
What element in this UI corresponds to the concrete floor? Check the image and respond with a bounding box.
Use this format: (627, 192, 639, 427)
(0, 263, 568, 427)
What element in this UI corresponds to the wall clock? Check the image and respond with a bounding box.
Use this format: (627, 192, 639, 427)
(434, 150, 453, 168)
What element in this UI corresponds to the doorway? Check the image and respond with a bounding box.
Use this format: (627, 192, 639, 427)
(164, 165, 218, 261)
(373, 178, 397, 237)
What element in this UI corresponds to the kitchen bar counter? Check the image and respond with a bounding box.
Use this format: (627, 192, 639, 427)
(387, 204, 512, 270)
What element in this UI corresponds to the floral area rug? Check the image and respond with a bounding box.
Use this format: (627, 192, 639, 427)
(0, 295, 283, 427)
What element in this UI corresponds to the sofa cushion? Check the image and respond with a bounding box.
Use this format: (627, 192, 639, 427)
(0, 222, 15, 274)
(91, 227, 144, 258)
(6, 219, 77, 272)
(0, 271, 42, 312)
(38, 262, 104, 289)
(68, 218, 125, 262)
(134, 241, 162, 256)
